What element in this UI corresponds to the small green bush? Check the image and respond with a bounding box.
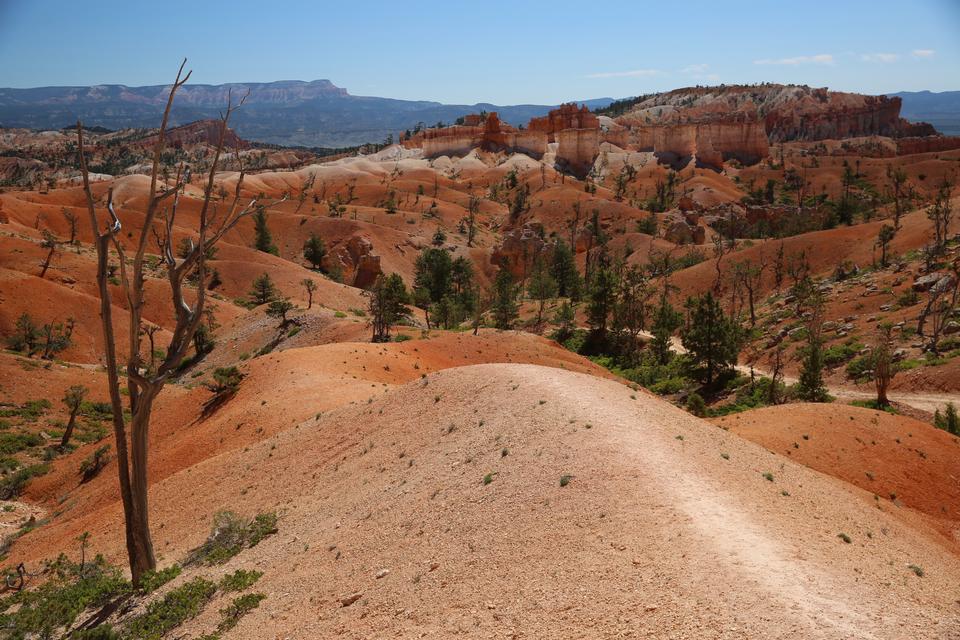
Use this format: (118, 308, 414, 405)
(125, 577, 216, 640)
(139, 564, 182, 594)
(0, 463, 50, 499)
(217, 592, 266, 632)
(79, 445, 112, 482)
(218, 569, 263, 592)
(0, 432, 42, 455)
(685, 393, 707, 417)
(186, 511, 278, 566)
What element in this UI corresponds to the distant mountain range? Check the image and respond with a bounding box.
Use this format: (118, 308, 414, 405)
(888, 90, 960, 136)
(0, 80, 612, 147)
(2, 80, 956, 147)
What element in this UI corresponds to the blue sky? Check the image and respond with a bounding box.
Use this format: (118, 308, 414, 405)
(0, 0, 957, 103)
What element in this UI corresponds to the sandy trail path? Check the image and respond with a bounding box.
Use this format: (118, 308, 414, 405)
(126, 363, 959, 638)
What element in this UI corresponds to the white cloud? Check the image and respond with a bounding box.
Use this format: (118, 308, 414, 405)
(586, 69, 662, 79)
(681, 64, 709, 74)
(754, 53, 834, 66)
(860, 52, 899, 63)
(912, 49, 935, 58)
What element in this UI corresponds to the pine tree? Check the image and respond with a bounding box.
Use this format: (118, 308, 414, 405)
(650, 293, 681, 365)
(934, 403, 959, 435)
(681, 291, 742, 387)
(413, 248, 454, 308)
(491, 268, 519, 330)
(253, 206, 278, 255)
(553, 300, 576, 343)
(249, 272, 279, 306)
(60, 384, 88, 449)
(266, 298, 295, 327)
(303, 232, 327, 270)
(551, 239, 581, 300)
(585, 258, 616, 339)
(527, 256, 557, 327)
(368, 274, 410, 342)
(796, 299, 829, 402)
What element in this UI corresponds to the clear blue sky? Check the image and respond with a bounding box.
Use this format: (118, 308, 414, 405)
(1, 0, 957, 103)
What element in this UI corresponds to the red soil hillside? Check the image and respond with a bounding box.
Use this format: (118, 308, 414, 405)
(17, 331, 615, 563)
(717, 403, 960, 547)
(18, 365, 960, 638)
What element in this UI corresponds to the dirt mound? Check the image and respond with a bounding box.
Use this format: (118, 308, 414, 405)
(717, 403, 960, 546)
(16, 364, 960, 638)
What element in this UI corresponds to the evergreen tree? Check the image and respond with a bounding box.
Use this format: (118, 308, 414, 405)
(551, 239, 581, 300)
(368, 273, 410, 342)
(527, 256, 558, 327)
(796, 297, 829, 402)
(253, 206, 278, 255)
(491, 268, 519, 330)
(553, 300, 576, 343)
(249, 272, 279, 306)
(934, 403, 960, 435)
(413, 248, 453, 307)
(585, 257, 616, 339)
(650, 292, 681, 366)
(303, 232, 327, 270)
(681, 291, 742, 386)
(266, 298, 295, 327)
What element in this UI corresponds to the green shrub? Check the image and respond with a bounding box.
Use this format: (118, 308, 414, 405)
(139, 564, 182, 594)
(686, 393, 707, 417)
(79, 445, 112, 482)
(0, 554, 128, 638)
(218, 569, 262, 592)
(845, 355, 872, 381)
(0, 432, 42, 454)
(823, 341, 863, 367)
(393, 334, 412, 342)
(217, 592, 266, 632)
(125, 577, 216, 640)
(186, 511, 278, 566)
(0, 463, 50, 499)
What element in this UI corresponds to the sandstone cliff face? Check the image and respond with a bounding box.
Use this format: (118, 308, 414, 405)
(323, 235, 382, 289)
(529, 104, 599, 141)
(557, 128, 600, 176)
(895, 135, 960, 155)
(413, 112, 547, 159)
(491, 223, 550, 279)
(615, 85, 938, 144)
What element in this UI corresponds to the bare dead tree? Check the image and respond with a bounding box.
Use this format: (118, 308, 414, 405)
(917, 262, 960, 354)
(76, 60, 282, 586)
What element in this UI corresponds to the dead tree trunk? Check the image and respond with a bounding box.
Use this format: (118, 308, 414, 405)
(77, 60, 281, 586)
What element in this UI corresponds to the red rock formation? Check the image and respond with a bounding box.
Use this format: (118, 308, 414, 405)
(529, 103, 599, 142)
(142, 119, 250, 150)
(895, 136, 960, 155)
(323, 235, 382, 289)
(414, 112, 547, 159)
